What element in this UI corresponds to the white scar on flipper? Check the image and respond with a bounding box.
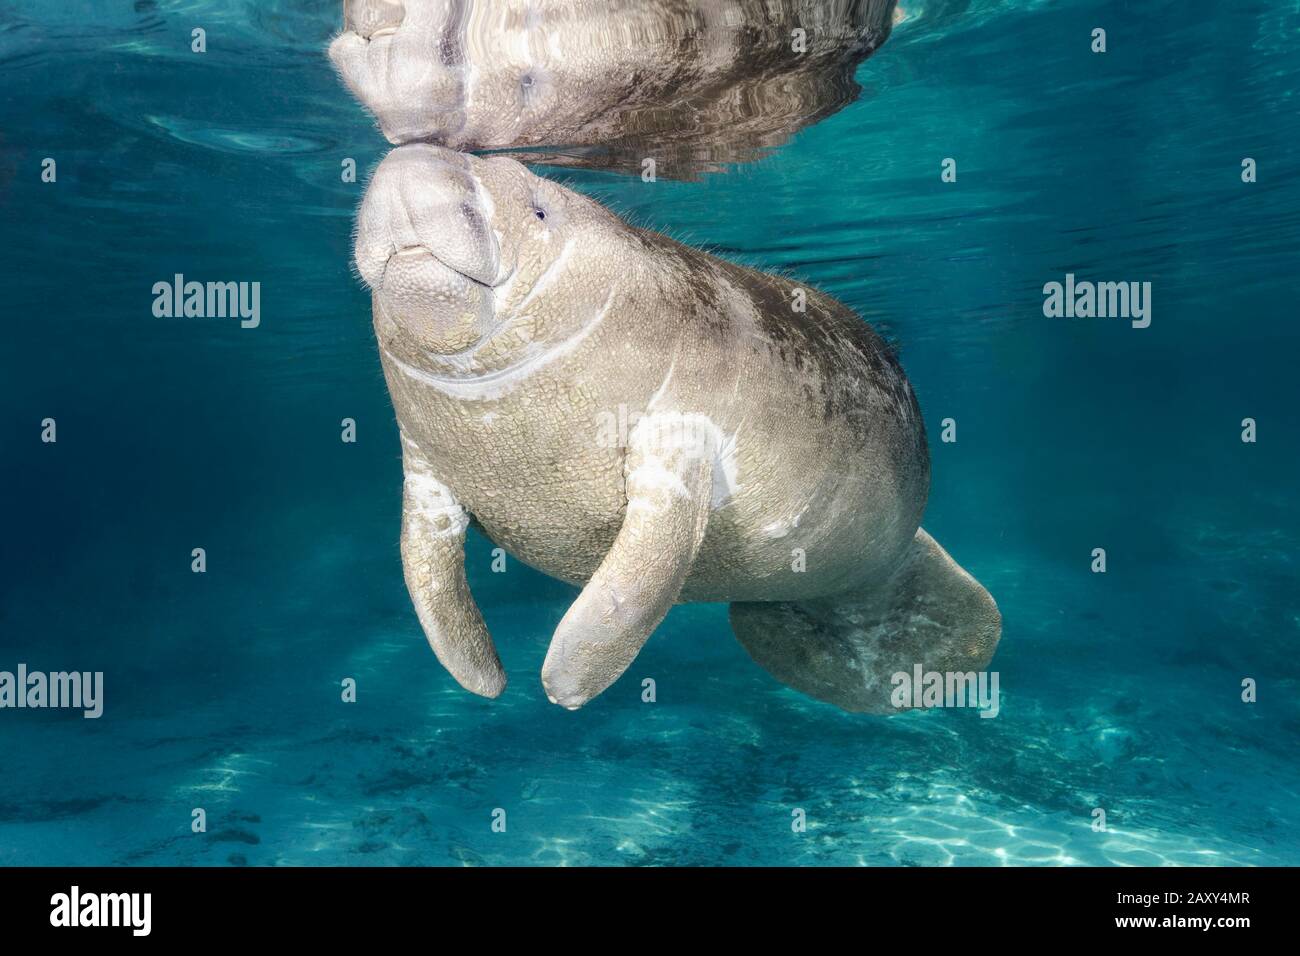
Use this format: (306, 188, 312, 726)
(627, 411, 741, 510)
(399, 438, 470, 538)
(382, 287, 613, 400)
(625, 458, 692, 514)
(403, 472, 470, 536)
(640, 350, 740, 507)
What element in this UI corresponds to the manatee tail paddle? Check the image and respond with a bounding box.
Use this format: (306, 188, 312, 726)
(729, 529, 1001, 714)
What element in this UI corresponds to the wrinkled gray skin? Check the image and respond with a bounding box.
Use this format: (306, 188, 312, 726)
(356, 144, 1000, 712)
(331, 0, 897, 176)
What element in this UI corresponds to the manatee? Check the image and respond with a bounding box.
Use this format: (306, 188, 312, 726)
(353, 143, 1000, 712)
(330, 0, 898, 177)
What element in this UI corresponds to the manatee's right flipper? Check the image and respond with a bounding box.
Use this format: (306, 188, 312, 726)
(730, 529, 1000, 714)
(541, 413, 715, 710)
(400, 438, 506, 699)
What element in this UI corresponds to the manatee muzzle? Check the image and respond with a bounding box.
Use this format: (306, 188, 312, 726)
(356, 145, 505, 354)
(355, 144, 502, 289)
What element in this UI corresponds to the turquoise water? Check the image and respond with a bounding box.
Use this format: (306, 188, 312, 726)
(1, 0, 1298, 866)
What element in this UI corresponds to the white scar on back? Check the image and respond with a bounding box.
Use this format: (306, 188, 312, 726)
(382, 287, 614, 400)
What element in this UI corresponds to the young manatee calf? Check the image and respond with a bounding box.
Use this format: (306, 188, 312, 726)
(354, 144, 1000, 713)
(330, 0, 897, 176)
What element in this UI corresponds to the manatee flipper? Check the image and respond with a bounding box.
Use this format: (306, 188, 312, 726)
(730, 529, 1000, 714)
(400, 437, 506, 699)
(541, 414, 715, 709)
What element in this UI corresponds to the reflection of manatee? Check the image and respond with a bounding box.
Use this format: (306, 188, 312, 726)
(354, 144, 1000, 713)
(331, 0, 897, 176)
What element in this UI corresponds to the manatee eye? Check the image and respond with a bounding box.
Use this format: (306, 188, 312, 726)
(533, 206, 546, 221)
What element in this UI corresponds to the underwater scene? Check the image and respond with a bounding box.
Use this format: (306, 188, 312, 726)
(0, 0, 1297, 869)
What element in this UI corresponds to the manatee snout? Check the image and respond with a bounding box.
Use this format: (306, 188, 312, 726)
(355, 145, 504, 353)
(356, 145, 500, 287)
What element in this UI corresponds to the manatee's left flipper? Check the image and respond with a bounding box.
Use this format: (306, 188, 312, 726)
(400, 438, 506, 699)
(730, 528, 1001, 714)
(541, 414, 715, 709)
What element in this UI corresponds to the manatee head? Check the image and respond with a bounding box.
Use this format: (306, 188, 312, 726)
(354, 144, 627, 377)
